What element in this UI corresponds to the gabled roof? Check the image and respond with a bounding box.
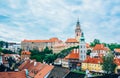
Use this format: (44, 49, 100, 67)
(93, 44, 109, 51)
(65, 38, 79, 43)
(22, 37, 61, 43)
(83, 57, 103, 64)
(18, 60, 54, 78)
(65, 49, 79, 60)
(34, 65, 54, 78)
(0, 71, 26, 78)
(114, 48, 120, 53)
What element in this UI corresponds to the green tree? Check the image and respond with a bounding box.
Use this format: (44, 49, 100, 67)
(108, 43, 120, 51)
(44, 54, 56, 64)
(0, 47, 2, 52)
(30, 49, 40, 56)
(102, 52, 117, 74)
(18, 49, 22, 55)
(86, 49, 91, 56)
(57, 45, 79, 58)
(43, 47, 53, 54)
(30, 55, 43, 62)
(2, 49, 14, 54)
(90, 39, 100, 47)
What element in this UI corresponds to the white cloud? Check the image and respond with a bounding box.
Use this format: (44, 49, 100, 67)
(0, 0, 120, 43)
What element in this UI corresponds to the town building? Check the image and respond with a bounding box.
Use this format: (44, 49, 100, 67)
(114, 58, 120, 74)
(65, 38, 79, 48)
(52, 41, 66, 53)
(21, 51, 31, 60)
(3, 42, 21, 53)
(61, 58, 69, 68)
(1, 54, 20, 68)
(65, 49, 79, 70)
(90, 44, 109, 58)
(21, 37, 61, 51)
(114, 48, 120, 58)
(81, 56, 103, 73)
(18, 59, 54, 78)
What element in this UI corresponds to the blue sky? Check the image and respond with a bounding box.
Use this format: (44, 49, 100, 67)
(0, 0, 120, 43)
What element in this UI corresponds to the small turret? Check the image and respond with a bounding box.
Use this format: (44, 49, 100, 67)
(80, 32, 85, 42)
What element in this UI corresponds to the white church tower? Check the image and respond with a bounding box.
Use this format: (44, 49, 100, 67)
(79, 32, 87, 61)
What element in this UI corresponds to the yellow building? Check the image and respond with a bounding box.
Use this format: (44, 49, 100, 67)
(114, 58, 120, 74)
(82, 57, 103, 73)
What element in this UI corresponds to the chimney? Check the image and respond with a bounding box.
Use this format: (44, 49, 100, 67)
(74, 49, 76, 53)
(77, 49, 79, 53)
(30, 60, 33, 63)
(34, 62, 37, 66)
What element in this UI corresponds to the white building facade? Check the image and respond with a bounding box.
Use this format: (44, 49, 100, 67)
(79, 32, 87, 61)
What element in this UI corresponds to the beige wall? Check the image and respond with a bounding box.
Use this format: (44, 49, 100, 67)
(21, 41, 79, 53)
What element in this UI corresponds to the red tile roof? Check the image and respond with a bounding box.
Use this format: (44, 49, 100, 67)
(65, 49, 79, 59)
(65, 38, 79, 43)
(21, 51, 31, 55)
(83, 57, 103, 64)
(22, 40, 51, 43)
(114, 49, 120, 53)
(34, 65, 54, 78)
(0, 71, 26, 78)
(49, 37, 59, 42)
(93, 44, 109, 51)
(114, 58, 120, 65)
(18, 60, 54, 78)
(22, 37, 61, 43)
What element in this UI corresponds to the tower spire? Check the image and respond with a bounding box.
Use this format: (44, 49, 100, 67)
(75, 18, 82, 41)
(76, 17, 80, 26)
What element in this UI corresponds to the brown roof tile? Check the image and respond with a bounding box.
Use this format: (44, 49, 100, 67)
(83, 57, 103, 64)
(65, 49, 79, 59)
(21, 51, 31, 55)
(34, 65, 54, 78)
(65, 38, 79, 43)
(0, 71, 26, 78)
(114, 48, 120, 53)
(93, 44, 109, 51)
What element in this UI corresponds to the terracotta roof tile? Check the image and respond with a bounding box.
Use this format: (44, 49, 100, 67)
(22, 37, 61, 43)
(83, 57, 103, 64)
(0, 71, 26, 78)
(21, 51, 31, 55)
(18, 60, 54, 78)
(114, 58, 120, 65)
(114, 49, 120, 53)
(65, 38, 79, 43)
(49, 37, 59, 42)
(65, 49, 79, 59)
(34, 65, 54, 78)
(93, 44, 109, 51)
